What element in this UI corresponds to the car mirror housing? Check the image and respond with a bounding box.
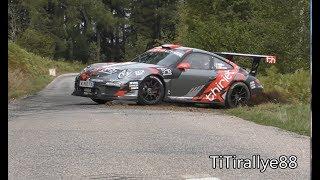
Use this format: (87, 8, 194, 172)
(177, 62, 190, 71)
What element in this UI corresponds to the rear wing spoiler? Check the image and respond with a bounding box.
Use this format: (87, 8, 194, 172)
(214, 52, 276, 76)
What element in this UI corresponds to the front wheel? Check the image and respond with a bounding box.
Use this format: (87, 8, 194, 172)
(225, 82, 250, 108)
(137, 76, 164, 105)
(91, 98, 110, 104)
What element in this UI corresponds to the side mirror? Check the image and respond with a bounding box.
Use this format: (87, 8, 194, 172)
(177, 62, 190, 71)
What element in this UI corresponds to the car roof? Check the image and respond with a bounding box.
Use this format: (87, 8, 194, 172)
(159, 44, 215, 55)
(158, 44, 225, 59)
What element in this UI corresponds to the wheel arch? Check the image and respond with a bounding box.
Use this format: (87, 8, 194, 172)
(229, 80, 252, 96)
(141, 74, 167, 91)
(137, 74, 166, 105)
(148, 74, 166, 98)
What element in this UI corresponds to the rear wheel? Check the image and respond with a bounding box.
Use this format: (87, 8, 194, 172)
(137, 76, 164, 105)
(226, 82, 250, 108)
(91, 98, 110, 104)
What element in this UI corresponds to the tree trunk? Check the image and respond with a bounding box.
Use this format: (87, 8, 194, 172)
(96, 29, 101, 62)
(8, 3, 18, 41)
(154, 0, 161, 40)
(80, 7, 89, 33)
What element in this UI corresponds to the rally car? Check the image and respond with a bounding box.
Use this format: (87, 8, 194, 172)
(72, 44, 276, 108)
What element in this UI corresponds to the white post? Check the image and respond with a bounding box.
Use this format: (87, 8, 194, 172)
(49, 68, 56, 76)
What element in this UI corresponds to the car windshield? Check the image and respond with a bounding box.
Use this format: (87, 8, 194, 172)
(131, 50, 183, 66)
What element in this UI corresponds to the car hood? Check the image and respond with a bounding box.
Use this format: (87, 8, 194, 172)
(79, 62, 166, 81)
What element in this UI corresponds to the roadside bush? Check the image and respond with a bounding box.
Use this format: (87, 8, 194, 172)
(16, 28, 55, 58)
(257, 66, 311, 104)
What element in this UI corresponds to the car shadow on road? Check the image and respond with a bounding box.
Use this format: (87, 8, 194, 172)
(100, 100, 226, 113)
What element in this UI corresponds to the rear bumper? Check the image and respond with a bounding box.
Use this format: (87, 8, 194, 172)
(251, 87, 263, 95)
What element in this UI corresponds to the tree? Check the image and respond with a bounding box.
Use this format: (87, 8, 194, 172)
(8, 0, 30, 41)
(175, 0, 310, 73)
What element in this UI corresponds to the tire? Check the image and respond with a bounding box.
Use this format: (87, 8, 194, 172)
(225, 82, 250, 108)
(137, 75, 164, 105)
(91, 98, 110, 104)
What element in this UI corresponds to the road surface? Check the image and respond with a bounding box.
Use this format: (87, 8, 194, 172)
(8, 74, 310, 179)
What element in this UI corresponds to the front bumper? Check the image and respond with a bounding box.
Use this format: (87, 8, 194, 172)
(72, 79, 139, 101)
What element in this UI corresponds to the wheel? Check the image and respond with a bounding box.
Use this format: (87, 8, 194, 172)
(91, 98, 110, 104)
(225, 82, 250, 108)
(137, 75, 164, 105)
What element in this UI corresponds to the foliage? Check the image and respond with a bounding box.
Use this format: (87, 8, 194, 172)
(88, 42, 99, 63)
(257, 66, 311, 104)
(16, 28, 56, 58)
(8, 0, 310, 73)
(8, 0, 30, 41)
(8, 41, 85, 99)
(176, 0, 310, 73)
(8, 0, 181, 62)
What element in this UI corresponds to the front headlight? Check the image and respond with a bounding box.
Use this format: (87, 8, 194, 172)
(118, 69, 133, 79)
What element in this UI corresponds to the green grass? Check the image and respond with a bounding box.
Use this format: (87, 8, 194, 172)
(226, 103, 310, 136)
(8, 41, 86, 99)
(224, 66, 311, 136)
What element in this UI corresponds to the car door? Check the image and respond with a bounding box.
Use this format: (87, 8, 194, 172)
(169, 52, 217, 98)
(195, 56, 236, 102)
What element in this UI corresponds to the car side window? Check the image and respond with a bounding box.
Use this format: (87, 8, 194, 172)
(182, 53, 213, 70)
(213, 57, 233, 70)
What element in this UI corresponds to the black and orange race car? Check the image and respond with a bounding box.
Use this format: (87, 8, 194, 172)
(72, 44, 276, 107)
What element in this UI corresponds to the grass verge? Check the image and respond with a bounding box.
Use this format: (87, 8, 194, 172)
(8, 41, 86, 99)
(225, 103, 310, 136)
(226, 67, 310, 136)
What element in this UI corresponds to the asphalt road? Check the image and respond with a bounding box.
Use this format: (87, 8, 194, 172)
(8, 74, 310, 179)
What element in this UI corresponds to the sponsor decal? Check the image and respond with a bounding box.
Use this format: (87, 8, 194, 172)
(148, 48, 184, 57)
(90, 79, 104, 82)
(129, 81, 139, 90)
(171, 51, 184, 57)
(134, 70, 145, 76)
(255, 79, 263, 88)
(204, 70, 236, 101)
(250, 81, 256, 89)
(104, 68, 118, 74)
(118, 69, 133, 79)
(266, 56, 276, 63)
(158, 68, 172, 76)
(105, 81, 122, 87)
(185, 85, 205, 97)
